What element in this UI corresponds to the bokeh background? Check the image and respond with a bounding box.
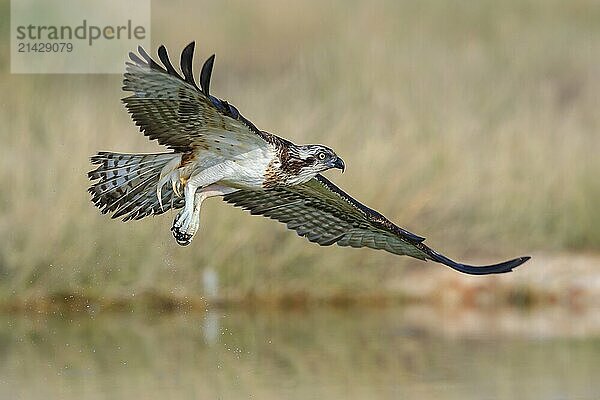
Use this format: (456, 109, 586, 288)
(1, 1, 599, 399)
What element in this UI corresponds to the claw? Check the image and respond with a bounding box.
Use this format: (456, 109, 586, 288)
(172, 226, 193, 246)
(172, 177, 181, 197)
(171, 212, 195, 246)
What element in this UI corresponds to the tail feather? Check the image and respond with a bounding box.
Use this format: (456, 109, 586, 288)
(88, 152, 184, 221)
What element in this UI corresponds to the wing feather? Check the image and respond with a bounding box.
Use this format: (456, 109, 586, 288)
(224, 175, 530, 275)
(122, 42, 270, 153)
(157, 45, 181, 78)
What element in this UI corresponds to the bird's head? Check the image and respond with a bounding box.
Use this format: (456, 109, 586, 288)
(299, 145, 345, 173)
(285, 144, 345, 184)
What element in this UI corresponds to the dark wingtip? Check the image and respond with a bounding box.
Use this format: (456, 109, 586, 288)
(157, 44, 182, 78)
(490, 256, 531, 272)
(129, 51, 143, 64)
(426, 250, 531, 275)
(133, 46, 164, 71)
(180, 42, 199, 89)
(200, 54, 216, 96)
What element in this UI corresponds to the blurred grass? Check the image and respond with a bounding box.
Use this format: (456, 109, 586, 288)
(1, 0, 599, 305)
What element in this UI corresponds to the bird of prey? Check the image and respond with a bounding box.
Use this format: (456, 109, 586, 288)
(88, 42, 530, 275)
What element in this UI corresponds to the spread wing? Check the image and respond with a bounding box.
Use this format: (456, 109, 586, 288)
(223, 175, 530, 275)
(122, 42, 271, 153)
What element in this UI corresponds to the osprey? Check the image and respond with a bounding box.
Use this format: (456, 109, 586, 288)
(88, 42, 530, 275)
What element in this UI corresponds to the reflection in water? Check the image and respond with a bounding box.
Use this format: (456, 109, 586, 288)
(202, 310, 220, 346)
(0, 307, 599, 399)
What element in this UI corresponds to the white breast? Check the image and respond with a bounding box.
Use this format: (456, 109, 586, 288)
(189, 144, 276, 189)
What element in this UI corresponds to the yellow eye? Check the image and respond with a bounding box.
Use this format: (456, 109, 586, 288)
(318, 152, 327, 160)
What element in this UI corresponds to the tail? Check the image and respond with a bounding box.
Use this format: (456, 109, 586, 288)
(88, 152, 184, 221)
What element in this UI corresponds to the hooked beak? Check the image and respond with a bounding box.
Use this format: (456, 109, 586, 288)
(330, 156, 345, 173)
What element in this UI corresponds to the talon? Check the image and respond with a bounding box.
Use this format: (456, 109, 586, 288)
(172, 178, 181, 197)
(171, 225, 194, 246)
(171, 209, 197, 245)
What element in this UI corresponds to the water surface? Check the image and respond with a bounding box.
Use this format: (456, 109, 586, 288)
(1, 307, 599, 399)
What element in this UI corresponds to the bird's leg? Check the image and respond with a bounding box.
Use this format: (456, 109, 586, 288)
(171, 182, 196, 245)
(172, 168, 221, 243)
(171, 183, 237, 246)
(182, 185, 238, 243)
